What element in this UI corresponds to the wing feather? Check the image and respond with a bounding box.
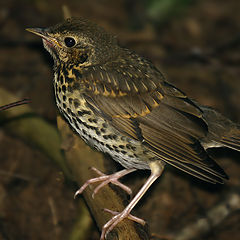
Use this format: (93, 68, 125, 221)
(74, 50, 228, 182)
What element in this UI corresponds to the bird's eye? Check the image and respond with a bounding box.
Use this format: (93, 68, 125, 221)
(64, 37, 76, 47)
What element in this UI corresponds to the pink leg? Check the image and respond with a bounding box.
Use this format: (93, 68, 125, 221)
(100, 162, 165, 240)
(74, 167, 136, 198)
(104, 208, 146, 225)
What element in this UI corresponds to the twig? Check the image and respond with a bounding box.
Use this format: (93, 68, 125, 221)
(62, 5, 72, 20)
(0, 99, 30, 111)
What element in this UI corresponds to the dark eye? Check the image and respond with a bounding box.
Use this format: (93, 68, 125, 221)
(64, 37, 76, 47)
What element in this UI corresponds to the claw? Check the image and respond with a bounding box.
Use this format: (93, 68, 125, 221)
(99, 164, 164, 239)
(101, 209, 146, 240)
(75, 164, 164, 240)
(104, 208, 146, 225)
(74, 168, 136, 199)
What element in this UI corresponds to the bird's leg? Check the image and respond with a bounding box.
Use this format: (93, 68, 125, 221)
(75, 167, 136, 198)
(100, 162, 164, 240)
(104, 208, 146, 225)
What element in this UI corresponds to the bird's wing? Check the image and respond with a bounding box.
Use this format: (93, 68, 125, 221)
(75, 56, 228, 183)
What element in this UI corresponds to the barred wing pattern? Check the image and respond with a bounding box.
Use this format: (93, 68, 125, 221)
(73, 51, 228, 183)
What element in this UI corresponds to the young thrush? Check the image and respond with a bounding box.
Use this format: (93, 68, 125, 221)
(27, 18, 240, 239)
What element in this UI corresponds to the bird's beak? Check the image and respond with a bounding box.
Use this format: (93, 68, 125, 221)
(26, 27, 62, 48)
(26, 28, 47, 38)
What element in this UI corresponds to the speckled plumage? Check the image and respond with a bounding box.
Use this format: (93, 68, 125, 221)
(54, 63, 152, 170)
(27, 18, 240, 239)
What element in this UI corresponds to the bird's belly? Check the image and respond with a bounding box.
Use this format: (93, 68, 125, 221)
(54, 86, 151, 170)
(61, 107, 150, 170)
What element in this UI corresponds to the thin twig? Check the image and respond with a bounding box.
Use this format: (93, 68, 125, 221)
(0, 99, 30, 111)
(62, 5, 72, 20)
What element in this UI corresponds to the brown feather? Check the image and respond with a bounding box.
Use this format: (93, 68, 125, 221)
(73, 49, 228, 182)
(78, 49, 165, 96)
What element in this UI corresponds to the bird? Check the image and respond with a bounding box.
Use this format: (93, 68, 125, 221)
(27, 17, 240, 239)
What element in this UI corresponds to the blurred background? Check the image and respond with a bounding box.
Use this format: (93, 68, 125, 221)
(0, 0, 240, 239)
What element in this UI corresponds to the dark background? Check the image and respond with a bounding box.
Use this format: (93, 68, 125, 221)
(0, 0, 240, 239)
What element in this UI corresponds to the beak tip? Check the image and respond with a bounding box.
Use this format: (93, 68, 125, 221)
(26, 27, 47, 37)
(25, 28, 33, 33)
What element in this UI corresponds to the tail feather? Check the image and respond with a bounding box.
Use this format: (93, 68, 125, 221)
(220, 128, 240, 152)
(167, 159, 227, 184)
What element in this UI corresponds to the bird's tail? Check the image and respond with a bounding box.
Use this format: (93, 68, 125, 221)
(219, 126, 240, 152)
(200, 105, 240, 152)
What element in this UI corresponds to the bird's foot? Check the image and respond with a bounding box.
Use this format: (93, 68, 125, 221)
(100, 208, 146, 240)
(74, 167, 136, 198)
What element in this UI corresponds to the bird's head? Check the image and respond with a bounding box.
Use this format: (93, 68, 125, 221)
(26, 18, 119, 66)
